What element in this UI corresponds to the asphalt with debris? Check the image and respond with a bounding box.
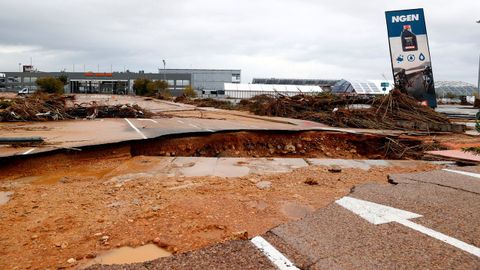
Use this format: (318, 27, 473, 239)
(88, 166, 480, 269)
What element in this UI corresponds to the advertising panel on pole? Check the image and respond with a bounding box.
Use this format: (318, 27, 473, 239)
(385, 8, 437, 107)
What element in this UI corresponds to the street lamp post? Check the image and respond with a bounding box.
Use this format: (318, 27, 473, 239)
(162, 60, 166, 82)
(477, 20, 480, 96)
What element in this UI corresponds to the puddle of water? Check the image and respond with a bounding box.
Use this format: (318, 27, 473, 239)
(0, 191, 14, 205)
(84, 244, 171, 267)
(280, 202, 314, 220)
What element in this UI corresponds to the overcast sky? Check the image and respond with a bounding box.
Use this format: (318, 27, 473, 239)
(0, 0, 478, 84)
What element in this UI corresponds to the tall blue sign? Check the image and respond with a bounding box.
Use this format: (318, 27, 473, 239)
(385, 8, 436, 107)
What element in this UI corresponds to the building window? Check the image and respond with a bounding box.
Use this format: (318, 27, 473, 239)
(8, 77, 21, 83)
(23, 77, 37, 83)
(176, 80, 190, 86)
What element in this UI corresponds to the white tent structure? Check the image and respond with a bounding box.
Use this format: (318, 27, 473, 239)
(224, 83, 323, 99)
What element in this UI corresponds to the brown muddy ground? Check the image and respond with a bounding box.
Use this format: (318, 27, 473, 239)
(0, 148, 440, 269)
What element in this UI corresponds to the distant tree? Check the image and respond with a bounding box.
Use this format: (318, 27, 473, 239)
(134, 79, 171, 98)
(148, 80, 171, 99)
(36, 77, 64, 94)
(58, 74, 68, 85)
(133, 78, 151, 96)
(182, 85, 197, 98)
(147, 80, 168, 94)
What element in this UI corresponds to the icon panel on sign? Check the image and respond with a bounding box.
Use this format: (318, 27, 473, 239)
(419, 53, 426, 61)
(396, 55, 404, 63)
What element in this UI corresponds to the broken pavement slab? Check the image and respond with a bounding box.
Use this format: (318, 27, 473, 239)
(426, 150, 480, 164)
(0, 191, 14, 205)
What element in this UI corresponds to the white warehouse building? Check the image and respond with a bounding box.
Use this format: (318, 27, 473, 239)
(223, 83, 323, 99)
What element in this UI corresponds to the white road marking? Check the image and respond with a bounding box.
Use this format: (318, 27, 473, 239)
(177, 120, 185, 124)
(442, 169, 480, 179)
(206, 129, 215, 132)
(336, 197, 480, 258)
(137, 119, 158, 124)
(251, 236, 299, 270)
(124, 118, 147, 139)
(22, 148, 36, 155)
(188, 123, 200, 129)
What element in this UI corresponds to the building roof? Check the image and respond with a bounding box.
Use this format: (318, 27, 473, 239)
(252, 78, 338, 86)
(435, 81, 477, 96)
(331, 79, 394, 95)
(224, 83, 323, 93)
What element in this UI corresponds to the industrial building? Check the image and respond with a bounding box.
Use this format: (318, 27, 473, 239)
(0, 68, 241, 96)
(223, 83, 323, 99)
(252, 78, 339, 92)
(435, 81, 478, 97)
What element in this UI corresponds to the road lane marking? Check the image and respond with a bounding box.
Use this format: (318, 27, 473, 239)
(177, 120, 185, 124)
(251, 236, 299, 270)
(206, 129, 215, 132)
(22, 148, 36, 155)
(137, 119, 158, 124)
(188, 123, 200, 129)
(336, 197, 480, 258)
(124, 118, 147, 139)
(443, 169, 480, 179)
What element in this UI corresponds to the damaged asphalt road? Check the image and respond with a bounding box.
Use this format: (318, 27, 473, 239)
(89, 166, 480, 269)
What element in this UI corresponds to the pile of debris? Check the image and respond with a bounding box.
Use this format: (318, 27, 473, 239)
(0, 92, 72, 121)
(0, 93, 151, 122)
(67, 103, 151, 119)
(241, 90, 457, 132)
(175, 96, 234, 110)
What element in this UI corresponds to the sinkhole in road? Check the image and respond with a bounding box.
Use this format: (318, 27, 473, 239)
(130, 131, 425, 160)
(0, 130, 429, 183)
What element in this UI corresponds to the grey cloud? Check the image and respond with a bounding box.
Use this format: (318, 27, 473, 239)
(0, 0, 478, 84)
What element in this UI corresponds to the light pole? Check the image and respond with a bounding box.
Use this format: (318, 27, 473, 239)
(477, 19, 480, 96)
(477, 20, 480, 96)
(162, 59, 166, 82)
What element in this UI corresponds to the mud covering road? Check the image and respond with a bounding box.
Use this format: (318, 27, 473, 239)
(0, 150, 439, 269)
(88, 166, 480, 270)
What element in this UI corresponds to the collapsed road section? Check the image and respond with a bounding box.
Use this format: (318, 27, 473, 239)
(0, 150, 441, 269)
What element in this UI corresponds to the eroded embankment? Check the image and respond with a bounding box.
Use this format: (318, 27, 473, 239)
(130, 130, 422, 159)
(0, 131, 425, 177)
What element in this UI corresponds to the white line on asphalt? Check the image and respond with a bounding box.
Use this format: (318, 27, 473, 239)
(206, 129, 215, 132)
(336, 197, 480, 258)
(177, 120, 185, 124)
(137, 119, 158, 124)
(22, 148, 36, 155)
(442, 169, 480, 179)
(396, 218, 480, 257)
(188, 123, 200, 129)
(124, 118, 147, 139)
(250, 236, 299, 270)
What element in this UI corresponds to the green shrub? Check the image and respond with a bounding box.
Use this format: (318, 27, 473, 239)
(36, 77, 64, 94)
(182, 85, 197, 98)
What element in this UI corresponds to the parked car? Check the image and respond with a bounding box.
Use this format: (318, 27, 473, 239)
(18, 88, 36, 95)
